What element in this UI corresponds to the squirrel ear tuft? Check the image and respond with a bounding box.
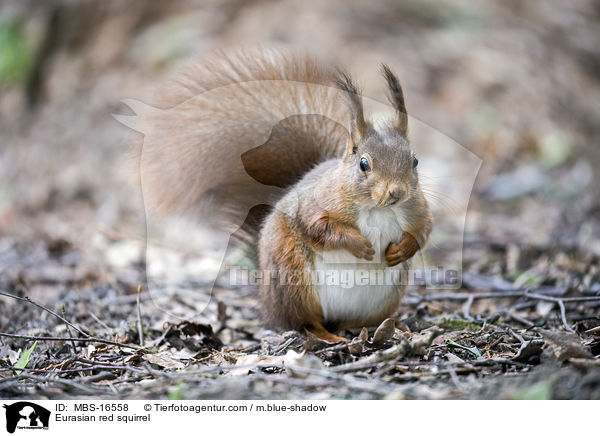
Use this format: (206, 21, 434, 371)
(347, 135, 358, 154)
(334, 69, 367, 143)
(381, 64, 408, 136)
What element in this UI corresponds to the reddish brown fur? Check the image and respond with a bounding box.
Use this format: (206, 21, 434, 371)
(258, 214, 323, 332)
(303, 213, 375, 261)
(139, 49, 349, 240)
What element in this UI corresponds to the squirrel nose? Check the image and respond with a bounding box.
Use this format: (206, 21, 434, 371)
(387, 191, 400, 205)
(387, 189, 406, 205)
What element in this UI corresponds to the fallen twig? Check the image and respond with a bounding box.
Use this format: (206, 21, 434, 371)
(0, 332, 141, 350)
(406, 287, 598, 333)
(406, 288, 565, 304)
(0, 364, 146, 375)
(462, 295, 475, 321)
(0, 291, 89, 337)
(501, 311, 535, 328)
(525, 293, 575, 332)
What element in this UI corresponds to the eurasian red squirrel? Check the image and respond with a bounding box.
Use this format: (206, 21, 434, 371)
(139, 49, 433, 342)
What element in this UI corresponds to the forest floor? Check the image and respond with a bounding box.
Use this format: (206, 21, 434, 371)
(0, 231, 599, 399)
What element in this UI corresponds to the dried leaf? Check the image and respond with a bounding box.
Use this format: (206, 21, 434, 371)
(347, 338, 365, 356)
(372, 318, 396, 345)
(445, 352, 464, 363)
(229, 354, 284, 375)
(7, 349, 20, 365)
(164, 321, 223, 351)
(142, 352, 185, 369)
(542, 331, 593, 362)
(512, 340, 543, 364)
(358, 327, 369, 342)
(284, 350, 323, 377)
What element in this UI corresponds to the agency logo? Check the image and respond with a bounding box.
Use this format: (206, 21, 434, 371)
(3, 402, 50, 433)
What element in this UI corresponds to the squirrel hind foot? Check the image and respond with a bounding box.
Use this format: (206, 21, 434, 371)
(305, 325, 349, 343)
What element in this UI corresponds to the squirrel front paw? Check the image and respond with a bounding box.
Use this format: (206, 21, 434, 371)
(386, 232, 420, 266)
(346, 234, 375, 261)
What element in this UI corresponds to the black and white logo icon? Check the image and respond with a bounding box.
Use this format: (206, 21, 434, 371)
(3, 402, 50, 433)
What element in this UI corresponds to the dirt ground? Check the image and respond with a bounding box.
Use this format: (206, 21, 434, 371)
(0, 0, 599, 399)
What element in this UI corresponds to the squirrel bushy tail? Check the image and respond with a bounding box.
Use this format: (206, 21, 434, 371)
(138, 49, 351, 243)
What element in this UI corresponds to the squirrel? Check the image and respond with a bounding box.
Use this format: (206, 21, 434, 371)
(138, 49, 433, 343)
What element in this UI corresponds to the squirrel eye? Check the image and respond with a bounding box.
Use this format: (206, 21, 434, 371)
(412, 155, 419, 169)
(359, 157, 371, 172)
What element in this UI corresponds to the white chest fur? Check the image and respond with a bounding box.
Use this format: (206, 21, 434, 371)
(312, 205, 407, 324)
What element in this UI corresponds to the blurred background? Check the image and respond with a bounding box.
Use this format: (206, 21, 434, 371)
(0, 0, 599, 304)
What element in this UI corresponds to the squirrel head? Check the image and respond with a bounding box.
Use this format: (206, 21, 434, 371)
(335, 65, 418, 208)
